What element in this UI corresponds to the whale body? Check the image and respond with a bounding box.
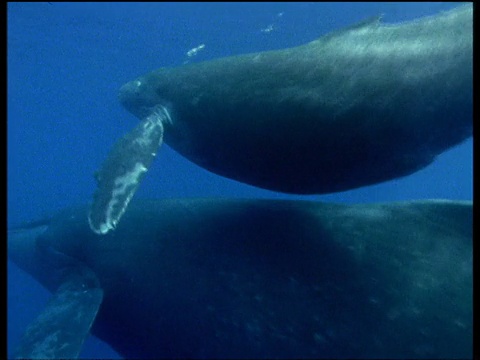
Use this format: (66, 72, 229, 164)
(89, 5, 472, 234)
(9, 198, 473, 358)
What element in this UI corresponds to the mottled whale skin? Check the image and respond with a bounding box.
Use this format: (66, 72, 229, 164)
(119, 4, 472, 193)
(10, 199, 473, 359)
(89, 5, 472, 234)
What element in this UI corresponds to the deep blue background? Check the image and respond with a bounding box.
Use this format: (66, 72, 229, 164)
(7, 2, 472, 359)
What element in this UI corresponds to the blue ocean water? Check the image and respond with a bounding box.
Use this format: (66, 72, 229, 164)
(7, 2, 471, 359)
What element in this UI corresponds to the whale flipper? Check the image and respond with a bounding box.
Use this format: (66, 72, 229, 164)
(14, 267, 103, 359)
(89, 105, 171, 234)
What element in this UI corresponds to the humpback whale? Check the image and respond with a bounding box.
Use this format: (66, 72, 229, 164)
(89, 5, 472, 234)
(9, 199, 472, 359)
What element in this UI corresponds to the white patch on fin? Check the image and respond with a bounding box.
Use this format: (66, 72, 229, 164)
(94, 162, 148, 235)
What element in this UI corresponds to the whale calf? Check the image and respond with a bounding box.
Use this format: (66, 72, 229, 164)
(89, 5, 472, 234)
(9, 198, 472, 358)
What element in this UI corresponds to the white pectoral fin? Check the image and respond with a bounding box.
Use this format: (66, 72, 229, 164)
(14, 267, 104, 360)
(89, 106, 170, 235)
